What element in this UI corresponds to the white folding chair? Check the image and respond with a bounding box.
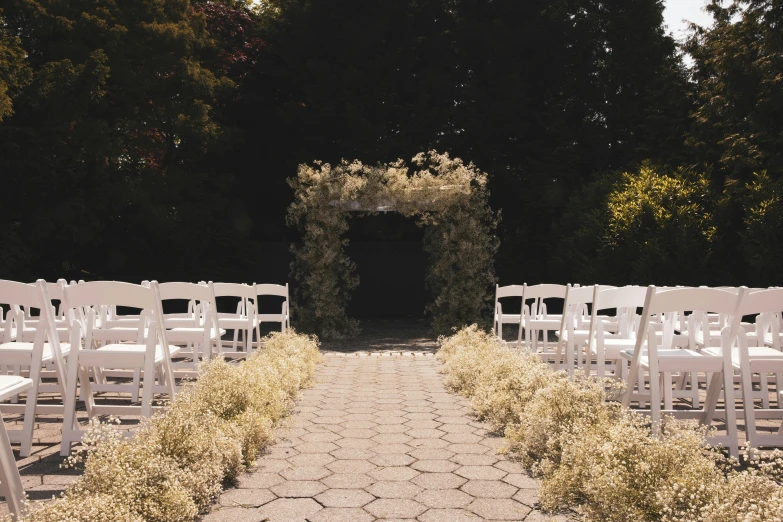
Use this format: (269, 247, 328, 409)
(520, 283, 568, 354)
(213, 283, 258, 357)
(158, 281, 222, 377)
(710, 289, 783, 449)
(0, 375, 33, 519)
(60, 281, 179, 455)
(585, 285, 648, 380)
(555, 284, 598, 376)
(253, 283, 290, 345)
(621, 286, 746, 456)
(493, 284, 525, 343)
(0, 280, 70, 457)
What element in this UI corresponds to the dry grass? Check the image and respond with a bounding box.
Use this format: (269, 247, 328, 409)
(19, 331, 321, 522)
(437, 326, 783, 522)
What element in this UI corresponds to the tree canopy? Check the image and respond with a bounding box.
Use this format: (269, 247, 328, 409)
(1, 0, 781, 319)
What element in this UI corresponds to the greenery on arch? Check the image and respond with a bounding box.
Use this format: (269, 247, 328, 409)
(287, 151, 499, 339)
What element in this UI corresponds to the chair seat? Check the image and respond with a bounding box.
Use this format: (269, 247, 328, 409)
(0, 375, 33, 401)
(218, 317, 258, 329)
(167, 327, 226, 343)
(622, 348, 724, 372)
(702, 346, 783, 369)
(495, 314, 521, 323)
(79, 344, 181, 367)
(525, 318, 562, 330)
(0, 342, 71, 361)
(557, 329, 590, 342)
(592, 338, 637, 358)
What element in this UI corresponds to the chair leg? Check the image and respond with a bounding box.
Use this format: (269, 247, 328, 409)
(649, 360, 661, 434)
(761, 373, 770, 409)
(19, 356, 43, 458)
(722, 369, 739, 457)
(131, 368, 141, 402)
(740, 363, 760, 447)
(61, 352, 82, 457)
(663, 372, 673, 412)
(141, 359, 155, 419)
(0, 421, 26, 519)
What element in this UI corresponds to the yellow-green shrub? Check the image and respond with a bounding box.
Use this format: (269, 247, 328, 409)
(23, 331, 321, 522)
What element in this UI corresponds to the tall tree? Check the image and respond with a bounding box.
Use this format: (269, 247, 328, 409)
(685, 0, 783, 182)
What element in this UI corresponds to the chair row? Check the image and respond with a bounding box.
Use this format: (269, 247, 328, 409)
(0, 278, 291, 520)
(494, 283, 783, 457)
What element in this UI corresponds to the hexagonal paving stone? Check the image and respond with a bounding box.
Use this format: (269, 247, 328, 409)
(321, 473, 375, 489)
(340, 429, 379, 439)
(455, 465, 507, 481)
(513, 487, 540, 507)
(326, 459, 376, 474)
(446, 443, 488, 454)
(368, 466, 420, 481)
(461, 479, 518, 498)
(373, 443, 414, 454)
(418, 508, 486, 522)
(301, 431, 343, 443)
(409, 438, 450, 449)
(295, 442, 340, 453)
(335, 437, 377, 450)
(308, 507, 375, 522)
(365, 481, 424, 499)
(372, 433, 412, 444)
(201, 507, 266, 522)
(342, 420, 379, 429)
(405, 428, 445, 439)
(411, 459, 459, 473)
(315, 489, 375, 508)
(439, 423, 477, 434)
(256, 498, 323, 521)
(374, 424, 410, 434)
(364, 499, 427, 519)
(288, 453, 335, 467)
(330, 447, 376, 460)
(409, 448, 455, 461)
(369, 453, 416, 467)
(404, 419, 442, 429)
(442, 432, 482, 444)
(271, 480, 328, 498)
(218, 488, 276, 507)
(503, 473, 539, 489)
(411, 472, 467, 490)
(279, 466, 332, 481)
(449, 453, 498, 466)
(415, 488, 473, 509)
(467, 498, 533, 520)
(238, 472, 284, 489)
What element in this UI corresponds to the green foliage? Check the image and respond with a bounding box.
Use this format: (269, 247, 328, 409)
(438, 326, 783, 522)
(288, 151, 498, 339)
(737, 171, 783, 284)
(559, 162, 717, 285)
(22, 331, 321, 522)
(685, 0, 783, 181)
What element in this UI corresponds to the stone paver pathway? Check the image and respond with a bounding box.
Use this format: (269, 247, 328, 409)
(204, 352, 568, 522)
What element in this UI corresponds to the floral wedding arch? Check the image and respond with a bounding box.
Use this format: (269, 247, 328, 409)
(287, 151, 499, 339)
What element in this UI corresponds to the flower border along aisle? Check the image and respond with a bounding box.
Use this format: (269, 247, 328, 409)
(19, 331, 321, 522)
(436, 326, 783, 522)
